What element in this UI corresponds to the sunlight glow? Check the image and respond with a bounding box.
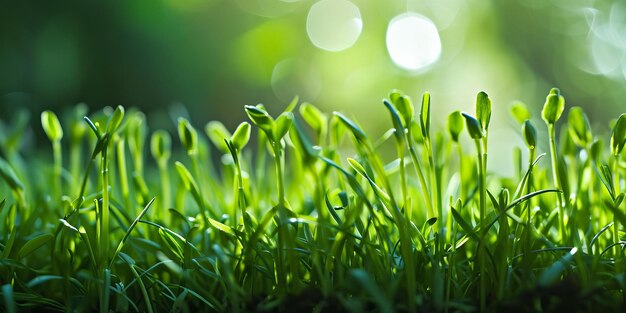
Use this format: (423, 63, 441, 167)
(386, 13, 442, 72)
(306, 0, 362, 52)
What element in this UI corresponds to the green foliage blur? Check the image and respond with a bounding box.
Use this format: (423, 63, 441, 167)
(1, 0, 625, 135)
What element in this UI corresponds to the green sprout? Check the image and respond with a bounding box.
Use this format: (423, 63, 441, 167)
(2, 91, 626, 313)
(541, 88, 567, 239)
(151, 130, 172, 218)
(458, 91, 493, 312)
(41, 110, 64, 205)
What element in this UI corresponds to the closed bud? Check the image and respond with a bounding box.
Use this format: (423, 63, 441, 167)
(541, 88, 565, 125)
(150, 130, 171, 162)
(522, 119, 537, 150)
(476, 91, 492, 132)
(231, 122, 251, 151)
(41, 110, 63, 142)
(178, 117, 198, 155)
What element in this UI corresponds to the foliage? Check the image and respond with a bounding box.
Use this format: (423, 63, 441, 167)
(0, 89, 625, 312)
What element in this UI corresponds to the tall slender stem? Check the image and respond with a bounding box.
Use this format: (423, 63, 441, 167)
(52, 140, 63, 205)
(474, 139, 486, 312)
(100, 145, 110, 264)
(523, 148, 535, 282)
(231, 150, 246, 229)
(457, 143, 464, 202)
(70, 138, 82, 194)
(158, 160, 171, 221)
(393, 135, 416, 312)
(235, 158, 246, 211)
(116, 137, 131, 211)
(613, 154, 621, 254)
(547, 124, 565, 240)
(273, 142, 288, 293)
(398, 144, 408, 212)
(427, 138, 442, 234)
(406, 130, 433, 219)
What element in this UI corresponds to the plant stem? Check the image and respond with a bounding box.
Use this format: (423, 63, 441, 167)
(158, 160, 171, 222)
(475, 139, 487, 313)
(457, 143, 464, 202)
(52, 140, 62, 205)
(523, 148, 535, 283)
(234, 155, 246, 226)
(398, 143, 408, 213)
(406, 130, 434, 219)
(274, 145, 285, 207)
(394, 137, 416, 313)
(613, 154, 621, 254)
(190, 155, 211, 220)
(426, 138, 442, 235)
(70, 138, 82, 193)
(273, 142, 288, 293)
(116, 137, 131, 211)
(100, 145, 110, 267)
(547, 124, 566, 240)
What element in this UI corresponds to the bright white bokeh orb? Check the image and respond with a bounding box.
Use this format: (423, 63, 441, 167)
(386, 13, 442, 72)
(306, 0, 363, 52)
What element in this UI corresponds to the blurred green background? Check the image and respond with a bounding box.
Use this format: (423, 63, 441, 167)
(1, 0, 625, 170)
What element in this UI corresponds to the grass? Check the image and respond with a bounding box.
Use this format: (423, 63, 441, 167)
(0, 88, 625, 312)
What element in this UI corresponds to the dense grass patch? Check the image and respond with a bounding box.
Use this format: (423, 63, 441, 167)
(0, 89, 625, 312)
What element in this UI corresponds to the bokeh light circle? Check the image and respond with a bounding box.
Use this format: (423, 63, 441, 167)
(306, 0, 363, 52)
(386, 13, 442, 72)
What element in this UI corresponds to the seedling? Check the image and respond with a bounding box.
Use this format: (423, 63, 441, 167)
(542, 88, 567, 239)
(41, 110, 64, 204)
(0, 90, 625, 313)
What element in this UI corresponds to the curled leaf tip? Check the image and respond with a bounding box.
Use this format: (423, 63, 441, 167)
(461, 112, 484, 140)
